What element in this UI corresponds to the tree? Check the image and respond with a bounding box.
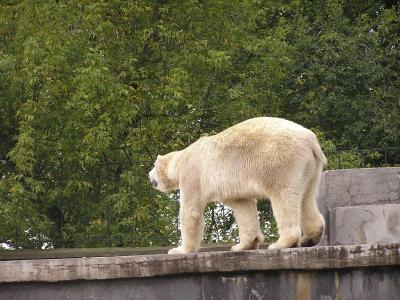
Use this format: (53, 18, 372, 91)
(1, 0, 399, 249)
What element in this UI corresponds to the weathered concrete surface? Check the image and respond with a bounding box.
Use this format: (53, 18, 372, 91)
(0, 266, 400, 300)
(0, 244, 399, 283)
(318, 167, 400, 214)
(1, 267, 399, 300)
(0, 244, 399, 300)
(317, 167, 400, 244)
(330, 204, 400, 245)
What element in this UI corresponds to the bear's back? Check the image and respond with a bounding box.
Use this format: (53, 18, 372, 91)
(210, 117, 312, 147)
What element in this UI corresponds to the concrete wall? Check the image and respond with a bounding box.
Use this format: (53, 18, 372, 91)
(330, 204, 400, 245)
(318, 168, 400, 213)
(317, 167, 400, 245)
(1, 267, 399, 300)
(1, 244, 399, 300)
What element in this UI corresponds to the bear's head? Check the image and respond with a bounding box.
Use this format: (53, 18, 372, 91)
(149, 152, 179, 193)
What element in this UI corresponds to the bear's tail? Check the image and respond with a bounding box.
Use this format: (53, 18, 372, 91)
(309, 134, 327, 167)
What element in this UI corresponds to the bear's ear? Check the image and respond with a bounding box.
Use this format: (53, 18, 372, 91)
(157, 155, 161, 160)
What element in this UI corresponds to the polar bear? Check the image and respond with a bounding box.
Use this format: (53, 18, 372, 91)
(149, 117, 326, 254)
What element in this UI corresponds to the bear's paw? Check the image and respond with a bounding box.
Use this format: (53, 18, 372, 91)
(168, 246, 186, 254)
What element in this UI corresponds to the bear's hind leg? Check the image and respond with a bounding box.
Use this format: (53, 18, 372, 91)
(229, 199, 265, 251)
(300, 170, 325, 247)
(268, 189, 302, 249)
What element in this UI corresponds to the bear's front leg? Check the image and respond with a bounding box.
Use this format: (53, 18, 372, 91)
(168, 199, 205, 254)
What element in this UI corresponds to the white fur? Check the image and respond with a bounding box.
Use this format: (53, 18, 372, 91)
(149, 117, 327, 254)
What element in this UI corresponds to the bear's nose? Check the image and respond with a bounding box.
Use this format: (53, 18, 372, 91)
(151, 179, 158, 188)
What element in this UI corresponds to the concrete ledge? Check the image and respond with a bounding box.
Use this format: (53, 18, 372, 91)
(1, 244, 399, 283)
(0, 246, 169, 261)
(0, 245, 243, 261)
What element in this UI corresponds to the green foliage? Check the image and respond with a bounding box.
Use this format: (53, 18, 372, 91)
(0, 0, 399, 249)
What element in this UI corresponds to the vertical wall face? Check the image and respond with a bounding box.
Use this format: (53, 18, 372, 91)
(317, 168, 400, 245)
(329, 204, 400, 245)
(1, 267, 399, 300)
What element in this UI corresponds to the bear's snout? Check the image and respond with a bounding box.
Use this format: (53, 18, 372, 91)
(149, 168, 157, 188)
